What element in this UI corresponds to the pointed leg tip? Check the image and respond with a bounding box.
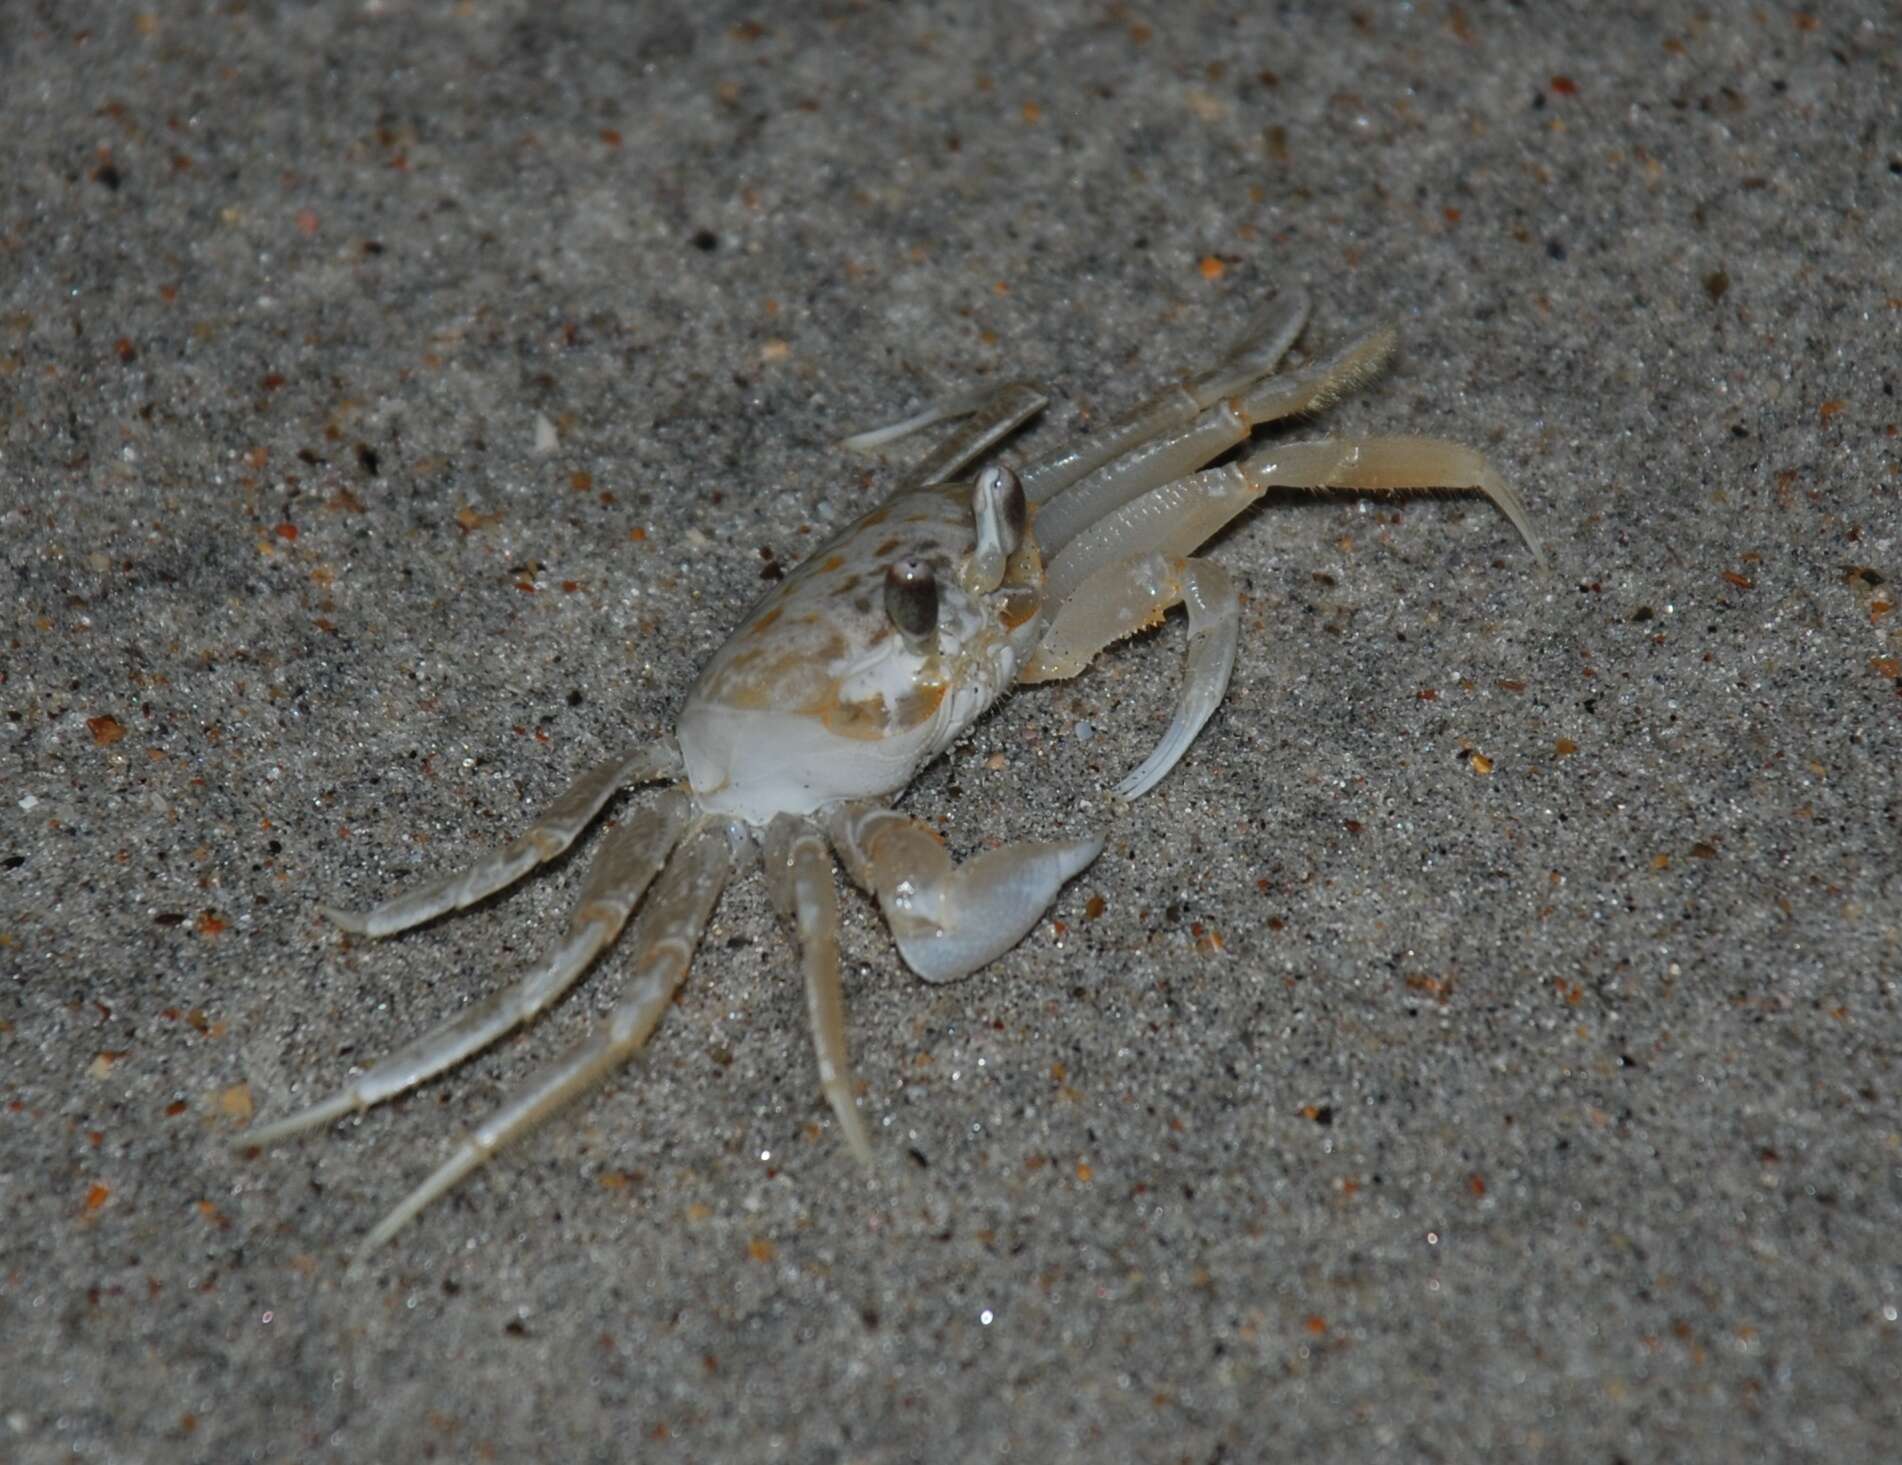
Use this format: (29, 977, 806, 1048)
(239, 1115, 303, 1149)
(242, 1091, 360, 1148)
(841, 1112, 876, 1169)
(821, 1085, 877, 1168)
(323, 905, 373, 935)
(352, 1211, 408, 1266)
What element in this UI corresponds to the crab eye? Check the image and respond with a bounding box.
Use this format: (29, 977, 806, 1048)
(991, 464, 1028, 555)
(884, 557, 939, 652)
(966, 464, 1028, 593)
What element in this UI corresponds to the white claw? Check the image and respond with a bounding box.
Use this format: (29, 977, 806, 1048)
(892, 834, 1104, 984)
(829, 805, 1103, 985)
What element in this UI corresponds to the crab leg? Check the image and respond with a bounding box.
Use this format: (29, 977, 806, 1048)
(842, 381, 1049, 490)
(1018, 288, 1312, 505)
(899, 383, 1048, 490)
(246, 792, 692, 1146)
(1045, 437, 1543, 618)
(838, 384, 1005, 453)
(1031, 323, 1398, 555)
(763, 815, 873, 1164)
(827, 804, 1103, 985)
(326, 742, 683, 939)
(1026, 438, 1542, 798)
(1019, 554, 1238, 799)
(350, 820, 736, 1260)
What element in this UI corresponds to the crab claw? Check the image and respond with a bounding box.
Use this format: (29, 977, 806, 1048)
(827, 804, 1103, 984)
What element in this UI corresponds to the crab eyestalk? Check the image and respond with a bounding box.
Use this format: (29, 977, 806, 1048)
(963, 464, 1028, 593)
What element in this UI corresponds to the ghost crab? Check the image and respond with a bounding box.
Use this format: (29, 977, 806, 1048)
(245, 290, 1544, 1258)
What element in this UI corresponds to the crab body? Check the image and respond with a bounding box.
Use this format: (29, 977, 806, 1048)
(243, 291, 1543, 1261)
(679, 480, 1044, 824)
